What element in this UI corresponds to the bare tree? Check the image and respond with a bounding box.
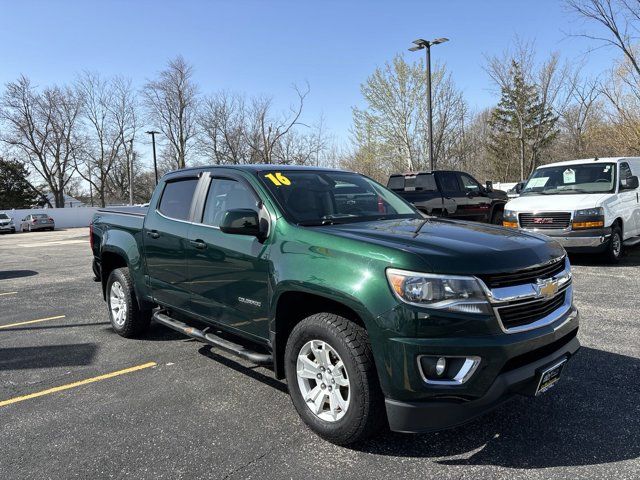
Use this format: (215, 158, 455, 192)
(0, 76, 82, 207)
(74, 72, 138, 207)
(247, 84, 310, 164)
(143, 56, 198, 169)
(197, 91, 249, 164)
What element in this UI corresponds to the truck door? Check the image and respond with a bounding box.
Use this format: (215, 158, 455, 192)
(186, 173, 271, 341)
(143, 176, 200, 311)
(618, 162, 638, 237)
(434, 172, 460, 217)
(458, 172, 492, 222)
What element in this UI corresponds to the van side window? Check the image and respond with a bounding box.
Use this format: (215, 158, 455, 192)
(202, 178, 257, 227)
(620, 162, 632, 182)
(158, 179, 199, 220)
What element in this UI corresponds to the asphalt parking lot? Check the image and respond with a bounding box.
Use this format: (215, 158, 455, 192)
(0, 228, 638, 480)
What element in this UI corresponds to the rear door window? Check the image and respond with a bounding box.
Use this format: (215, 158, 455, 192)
(437, 172, 461, 194)
(387, 176, 405, 191)
(158, 178, 199, 221)
(416, 173, 438, 191)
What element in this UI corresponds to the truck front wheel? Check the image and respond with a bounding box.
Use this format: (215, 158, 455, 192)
(284, 313, 385, 445)
(106, 267, 151, 338)
(603, 225, 623, 264)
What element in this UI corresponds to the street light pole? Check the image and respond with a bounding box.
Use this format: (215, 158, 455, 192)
(409, 37, 449, 172)
(127, 138, 134, 206)
(146, 130, 160, 185)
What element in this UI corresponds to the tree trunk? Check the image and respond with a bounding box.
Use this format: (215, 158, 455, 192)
(519, 136, 526, 181)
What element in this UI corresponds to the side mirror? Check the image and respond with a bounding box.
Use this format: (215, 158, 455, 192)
(485, 181, 494, 193)
(621, 175, 639, 190)
(219, 209, 261, 237)
(515, 182, 525, 194)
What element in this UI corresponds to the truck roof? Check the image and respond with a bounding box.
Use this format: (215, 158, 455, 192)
(165, 164, 349, 178)
(537, 157, 640, 168)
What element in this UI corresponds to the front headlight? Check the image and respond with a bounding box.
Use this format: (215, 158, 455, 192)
(386, 268, 491, 314)
(575, 207, 603, 217)
(503, 209, 517, 221)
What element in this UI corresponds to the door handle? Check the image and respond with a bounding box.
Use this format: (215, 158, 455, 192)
(146, 230, 160, 239)
(190, 239, 207, 250)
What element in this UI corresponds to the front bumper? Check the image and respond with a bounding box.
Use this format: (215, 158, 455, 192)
(0, 225, 15, 232)
(520, 227, 611, 251)
(386, 331, 580, 432)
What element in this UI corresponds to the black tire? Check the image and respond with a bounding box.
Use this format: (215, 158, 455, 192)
(284, 313, 386, 445)
(106, 267, 151, 338)
(603, 225, 623, 264)
(491, 208, 504, 225)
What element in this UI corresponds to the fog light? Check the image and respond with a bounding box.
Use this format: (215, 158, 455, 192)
(435, 357, 446, 376)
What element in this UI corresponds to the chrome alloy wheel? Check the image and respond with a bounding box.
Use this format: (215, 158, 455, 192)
(296, 340, 350, 422)
(109, 281, 127, 327)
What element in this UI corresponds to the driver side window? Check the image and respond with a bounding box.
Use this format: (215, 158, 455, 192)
(202, 178, 257, 227)
(459, 173, 481, 192)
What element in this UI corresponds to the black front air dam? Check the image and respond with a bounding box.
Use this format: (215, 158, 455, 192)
(385, 336, 580, 433)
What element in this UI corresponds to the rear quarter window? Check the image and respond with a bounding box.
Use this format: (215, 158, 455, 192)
(158, 178, 199, 220)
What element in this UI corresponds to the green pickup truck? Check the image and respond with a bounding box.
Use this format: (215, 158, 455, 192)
(90, 165, 580, 445)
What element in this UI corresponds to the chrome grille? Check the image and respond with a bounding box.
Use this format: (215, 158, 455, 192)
(496, 292, 566, 330)
(519, 212, 571, 230)
(477, 257, 565, 289)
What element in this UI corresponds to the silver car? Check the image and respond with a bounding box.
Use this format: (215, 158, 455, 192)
(0, 212, 16, 234)
(21, 213, 55, 232)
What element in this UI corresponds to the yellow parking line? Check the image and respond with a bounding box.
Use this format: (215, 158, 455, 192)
(0, 292, 18, 297)
(0, 315, 66, 329)
(0, 362, 157, 408)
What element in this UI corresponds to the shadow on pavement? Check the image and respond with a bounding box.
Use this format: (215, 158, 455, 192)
(569, 248, 640, 267)
(0, 343, 98, 370)
(198, 345, 288, 394)
(0, 270, 39, 280)
(352, 347, 639, 468)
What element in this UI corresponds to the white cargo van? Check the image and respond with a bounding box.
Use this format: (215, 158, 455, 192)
(503, 157, 640, 263)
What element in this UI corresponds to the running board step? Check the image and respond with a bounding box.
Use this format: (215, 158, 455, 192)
(152, 311, 273, 366)
(623, 237, 640, 247)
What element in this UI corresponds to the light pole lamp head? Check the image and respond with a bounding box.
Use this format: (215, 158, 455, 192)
(409, 37, 449, 51)
(431, 37, 449, 45)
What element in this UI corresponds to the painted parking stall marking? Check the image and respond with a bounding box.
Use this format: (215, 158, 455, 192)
(0, 315, 66, 329)
(0, 292, 18, 297)
(0, 362, 158, 408)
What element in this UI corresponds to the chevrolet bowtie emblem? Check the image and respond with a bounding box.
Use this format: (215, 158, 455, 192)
(535, 278, 559, 299)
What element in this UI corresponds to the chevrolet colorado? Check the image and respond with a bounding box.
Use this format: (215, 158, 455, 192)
(91, 165, 580, 445)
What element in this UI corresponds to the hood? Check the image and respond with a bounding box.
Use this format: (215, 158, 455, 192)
(506, 193, 608, 212)
(320, 218, 565, 275)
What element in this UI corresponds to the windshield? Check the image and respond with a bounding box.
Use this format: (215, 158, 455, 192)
(521, 163, 617, 196)
(258, 170, 420, 225)
(0, 214, 9, 220)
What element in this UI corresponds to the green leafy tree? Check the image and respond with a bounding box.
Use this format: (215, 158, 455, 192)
(488, 61, 558, 180)
(0, 158, 36, 209)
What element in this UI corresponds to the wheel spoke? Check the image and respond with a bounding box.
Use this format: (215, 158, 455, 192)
(313, 390, 326, 414)
(297, 356, 320, 379)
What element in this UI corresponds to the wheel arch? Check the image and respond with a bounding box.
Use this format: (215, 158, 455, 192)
(271, 290, 369, 379)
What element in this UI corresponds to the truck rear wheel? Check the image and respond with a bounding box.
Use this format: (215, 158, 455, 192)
(284, 313, 385, 445)
(106, 267, 151, 338)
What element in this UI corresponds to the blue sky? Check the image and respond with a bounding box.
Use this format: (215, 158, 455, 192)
(0, 0, 616, 155)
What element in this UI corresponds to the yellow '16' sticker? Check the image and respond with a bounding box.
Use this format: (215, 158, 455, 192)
(265, 172, 291, 186)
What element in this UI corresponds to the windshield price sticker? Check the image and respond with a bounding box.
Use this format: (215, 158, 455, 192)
(265, 172, 291, 186)
(563, 168, 576, 184)
(527, 177, 549, 188)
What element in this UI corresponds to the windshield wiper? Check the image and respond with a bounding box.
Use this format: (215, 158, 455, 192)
(297, 219, 339, 226)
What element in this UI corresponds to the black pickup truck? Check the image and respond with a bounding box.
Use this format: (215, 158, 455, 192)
(388, 170, 508, 224)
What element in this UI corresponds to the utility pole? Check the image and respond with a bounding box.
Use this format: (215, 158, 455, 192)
(127, 138, 134, 206)
(146, 130, 160, 185)
(409, 37, 449, 172)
